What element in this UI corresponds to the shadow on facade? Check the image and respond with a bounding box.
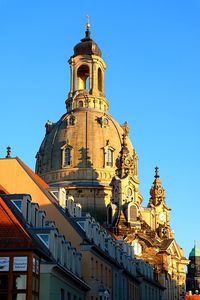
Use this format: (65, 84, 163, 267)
(57, 147, 109, 223)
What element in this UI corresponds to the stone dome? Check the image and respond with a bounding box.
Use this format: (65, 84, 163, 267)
(36, 109, 134, 185)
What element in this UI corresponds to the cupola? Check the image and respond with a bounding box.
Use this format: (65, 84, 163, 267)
(65, 17, 109, 113)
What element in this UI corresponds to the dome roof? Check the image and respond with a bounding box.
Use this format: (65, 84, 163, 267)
(73, 29, 102, 57)
(36, 109, 134, 186)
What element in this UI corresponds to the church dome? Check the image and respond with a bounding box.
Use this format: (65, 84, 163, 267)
(36, 110, 134, 184)
(35, 24, 139, 221)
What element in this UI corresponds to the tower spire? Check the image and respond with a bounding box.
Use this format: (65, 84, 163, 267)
(148, 166, 165, 206)
(155, 166, 159, 178)
(85, 15, 91, 38)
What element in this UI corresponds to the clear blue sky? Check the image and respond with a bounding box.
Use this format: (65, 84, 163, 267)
(0, 0, 200, 258)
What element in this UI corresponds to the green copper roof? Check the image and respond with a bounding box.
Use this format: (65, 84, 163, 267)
(189, 242, 200, 257)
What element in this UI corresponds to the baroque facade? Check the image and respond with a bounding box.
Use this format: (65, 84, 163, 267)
(34, 21, 188, 299)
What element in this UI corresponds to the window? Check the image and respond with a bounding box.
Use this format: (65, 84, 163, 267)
(105, 148, 113, 167)
(60, 288, 65, 300)
(26, 200, 30, 222)
(34, 208, 38, 226)
(77, 222, 85, 231)
(67, 292, 71, 300)
(79, 101, 83, 108)
(13, 275, 27, 289)
(11, 200, 22, 211)
(41, 215, 45, 227)
(37, 234, 49, 247)
(0, 274, 9, 289)
(98, 68, 103, 92)
(129, 204, 137, 222)
(69, 116, 75, 125)
(64, 146, 71, 166)
(100, 264, 103, 283)
(77, 65, 90, 90)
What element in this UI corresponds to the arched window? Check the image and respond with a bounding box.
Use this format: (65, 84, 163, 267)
(77, 64, 90, 90)
(98, 68, 103, 92)
(105, 148, 113, 167)
(69, 116, 75, 125)
(129, 204, 137, 222)
(79, 101, 83, 108)
(62, 145, 72, 167)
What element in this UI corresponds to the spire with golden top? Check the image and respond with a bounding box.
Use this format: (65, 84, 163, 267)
(148, 166, 165, 206)
(85, 15, 91, 38)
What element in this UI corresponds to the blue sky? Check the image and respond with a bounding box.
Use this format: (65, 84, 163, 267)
(0, 0, 200, 257)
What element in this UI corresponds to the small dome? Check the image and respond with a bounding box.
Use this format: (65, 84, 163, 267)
(189, 243, 200, 257)
(73, 30, 102, 57)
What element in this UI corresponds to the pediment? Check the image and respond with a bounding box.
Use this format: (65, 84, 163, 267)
(161, 239, 182, 259)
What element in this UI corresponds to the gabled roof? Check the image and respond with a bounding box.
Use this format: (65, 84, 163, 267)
(17, 158, 49, 189)
(160, 239, 174, 251)
(160, 238, 187, 261)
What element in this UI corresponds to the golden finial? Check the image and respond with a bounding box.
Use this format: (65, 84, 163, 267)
(86, 15, 90, 30)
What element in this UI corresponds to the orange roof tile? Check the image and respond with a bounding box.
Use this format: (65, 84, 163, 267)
(0, 197, 34, 248)
(18, 158, 49, 189)
(0, 185, 9, 194)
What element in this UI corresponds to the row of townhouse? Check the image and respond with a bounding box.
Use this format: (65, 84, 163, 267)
(53, 191, 165, 300)
(0, 191, 89, 300)
(0, 156, 165, 300)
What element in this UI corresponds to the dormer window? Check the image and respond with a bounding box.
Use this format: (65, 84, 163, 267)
(61, 144, 72, 167)
(79, 101, 83, 108)
(103, 141, 115, 168)
(64, 147, 71, 166)
(37, 234, 49, 247)
(69, 116, 75, 125)
(105, 148, 113, 167)
(11, 199, 22, 212)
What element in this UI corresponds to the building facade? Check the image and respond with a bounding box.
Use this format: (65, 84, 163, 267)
(0, 190, 89, 300)
(0, 156, 164, 299)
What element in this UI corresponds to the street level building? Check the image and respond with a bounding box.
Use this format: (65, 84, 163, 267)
(0, 187, 89, 300)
